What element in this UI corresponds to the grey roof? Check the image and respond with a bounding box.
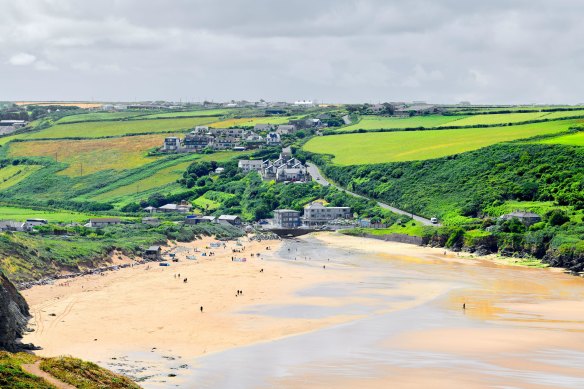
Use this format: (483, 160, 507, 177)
(502, 211, 541, 218)
(218, 215, 240, 220)
(147, 246, 161, 251)
(90, 218, 120, 223)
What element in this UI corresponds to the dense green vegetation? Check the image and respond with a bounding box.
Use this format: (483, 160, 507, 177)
(305, 120, 576, 164)
(309, 141, 584, 270)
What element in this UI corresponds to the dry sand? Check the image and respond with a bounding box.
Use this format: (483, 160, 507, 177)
(22, 232, 584, 388)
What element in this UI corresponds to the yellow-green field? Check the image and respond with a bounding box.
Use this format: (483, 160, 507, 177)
(209, 116, 293, 128)
(338, 115, 465, 132)
(91, 151, 239, 201)
(303, 120, 575, 165)
(0, 206, 98, 222)
(23, 117, 221, 139)
(56, 111, 146, 123)
(140, 109, 230, 119)
(8, 134, 169, 176)
(0, 165, 43, 190)
(534, 131, 584, 146)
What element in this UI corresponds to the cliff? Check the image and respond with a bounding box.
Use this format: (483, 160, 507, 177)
(0, 272, 30, 351)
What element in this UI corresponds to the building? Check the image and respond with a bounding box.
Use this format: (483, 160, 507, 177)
(273, 209, 301, 228)
(213, 137, 240, 150)
(218, 215, 242, 226)
(157, 202, 193, 213)
(276, 125, 297, 135)
(86, 218, 121, 228)
(183, 134, 212, 151)
(144, 246, 162, 260)
(265, 132, 281, 145)
(293, 100, 315, 107)
(500, 211, 542, 226)
(163, 137, 181, 151)
(254, 124, 274, 132)
(244, 132, 264, 147)
(0, 220, 25, 232)
(238, 159, 263, 173)
(142, 217, 160, 226)
(24, 219, 48, 231)
(302, 202, 352, 226)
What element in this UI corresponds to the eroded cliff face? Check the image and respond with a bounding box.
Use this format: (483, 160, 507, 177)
(0, 273, 30, 351)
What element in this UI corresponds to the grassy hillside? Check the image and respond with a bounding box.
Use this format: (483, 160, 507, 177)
(0, 351, 140, 389)
(534, 131, 584, 146)
(0, 165, 43, 190)
(8, 134, 168, 176)
(304, 120, 576, 165)
(88, 151, 239, 203)
(23, 117, 219, 139)
(0, 206, 98, 222)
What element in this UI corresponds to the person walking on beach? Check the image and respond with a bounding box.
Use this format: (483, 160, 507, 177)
(200, 306, 203, 313)
(462, 303, 466, 310)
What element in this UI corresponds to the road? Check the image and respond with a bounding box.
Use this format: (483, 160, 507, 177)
(306, 162, 438, 226)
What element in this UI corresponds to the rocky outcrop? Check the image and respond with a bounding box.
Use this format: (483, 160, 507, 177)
(0, 272, 30, 351)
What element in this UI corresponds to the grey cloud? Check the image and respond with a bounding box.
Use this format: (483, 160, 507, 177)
(0, 0, 583, 103)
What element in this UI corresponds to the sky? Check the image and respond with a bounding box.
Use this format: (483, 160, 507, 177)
(1, 0, 583, 104)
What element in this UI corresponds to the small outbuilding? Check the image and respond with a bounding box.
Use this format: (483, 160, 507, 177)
(500, 211, 542, 226)
(144, 246, 162, 260)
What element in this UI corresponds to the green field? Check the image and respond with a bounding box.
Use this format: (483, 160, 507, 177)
(338, 115, 465, 132)
(56, 111, 146, 123)
(437, 112, 547, 127)
(304, 120, 575, 165)
(90, 151, 239, 202)
(193, 190, 235, 211)
(541, 109, 584, 120)
(140, 109, 230, 119)
(209, 116, 294, 128)
(0, 165, 43, 190)
(0, 206, 98, 222)
(535, 131, 584, 146)
(23, 117, 221, 139)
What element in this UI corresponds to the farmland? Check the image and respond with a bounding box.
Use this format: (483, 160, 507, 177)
(90, 151, 239, 202)
(140, 109, 230, 119)
(0, 206, 98, 222)
(338, 115, 465, 132)
(534, 131, 584, 146)
(56, 111, 147, 123)
(23, 117, 221, 139)
(209, 116, 293, 128)
(0, 165, 43, 190)
(8, 134, 169, 176)
(304, 120, 575, 165)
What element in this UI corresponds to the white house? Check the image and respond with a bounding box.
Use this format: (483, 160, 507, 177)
(266, 132, 281, 145)
(238, 159, 263, 173)
(302, 202, 351, 226)
(163, 137, 181, 151)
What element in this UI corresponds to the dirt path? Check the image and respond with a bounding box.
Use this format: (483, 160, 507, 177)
(21, 361, 76, 389)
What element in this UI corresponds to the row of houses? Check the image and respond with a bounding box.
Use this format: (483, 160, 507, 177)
(273, 202, 353, 228)
(162, 127, 281, 153)
(238, 147, 310, 183)
(143, 202, 194, 214)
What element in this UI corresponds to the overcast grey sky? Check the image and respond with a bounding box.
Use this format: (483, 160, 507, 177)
(1, 0, 583, 104)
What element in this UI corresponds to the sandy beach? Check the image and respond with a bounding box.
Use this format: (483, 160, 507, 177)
(22, 232, 584, 388)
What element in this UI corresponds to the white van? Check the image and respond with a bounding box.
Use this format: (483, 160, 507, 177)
(430, 217, 438, 224)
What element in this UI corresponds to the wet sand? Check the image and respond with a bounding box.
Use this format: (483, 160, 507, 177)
(23, 232, 584, 388)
